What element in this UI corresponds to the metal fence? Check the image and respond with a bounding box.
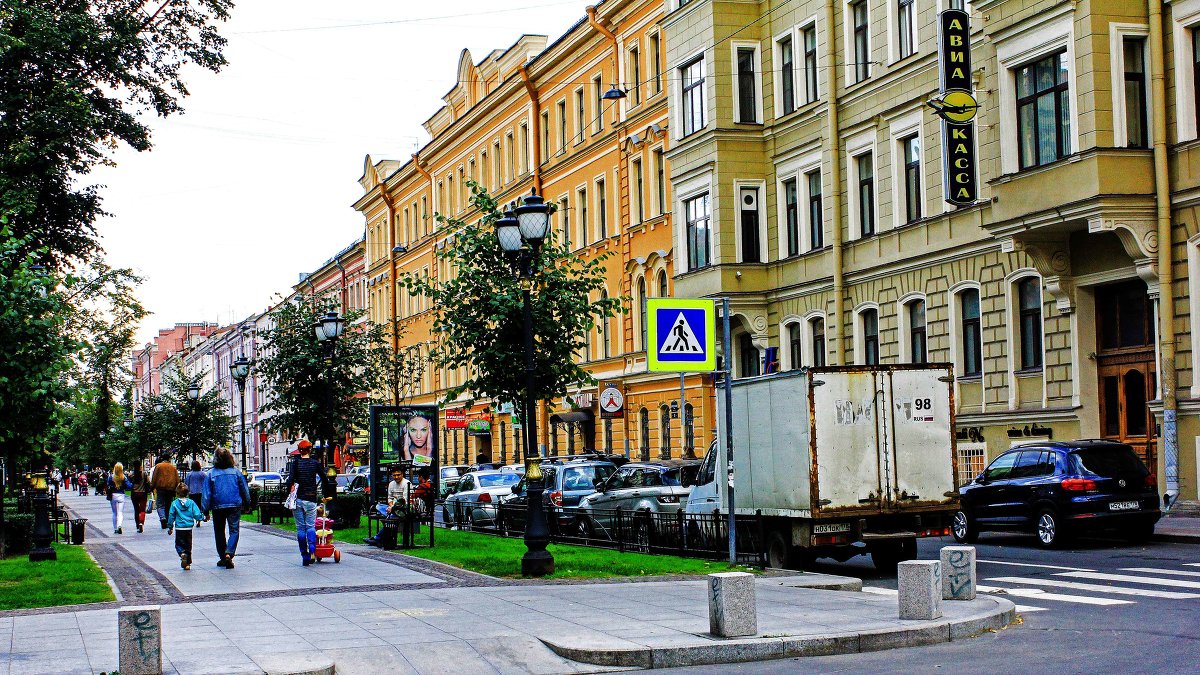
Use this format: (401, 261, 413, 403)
(440, 500, 766, 566)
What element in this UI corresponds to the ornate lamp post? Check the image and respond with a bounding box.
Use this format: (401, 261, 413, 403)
(230, 354, 251, 471)
(496, 191, 554, 577)
(313, 311, 346, 467)
(28, 470, 55, 561)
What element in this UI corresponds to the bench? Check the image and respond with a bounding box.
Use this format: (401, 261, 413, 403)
(256, 484, 292, 525)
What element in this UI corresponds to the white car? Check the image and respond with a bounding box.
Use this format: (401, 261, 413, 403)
(247, 472, 283, 488)
(442, 470, 522, 529)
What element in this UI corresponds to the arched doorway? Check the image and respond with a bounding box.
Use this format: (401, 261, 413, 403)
(1095, 280, 1156, 468)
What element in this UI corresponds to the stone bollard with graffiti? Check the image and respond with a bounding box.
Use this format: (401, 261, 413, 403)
(708, 572, 757, 637)
(119, 605, 162, 675)
(940, 545, 977, 600)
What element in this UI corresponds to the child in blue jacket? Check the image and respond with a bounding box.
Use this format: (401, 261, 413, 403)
(168, 484, 205, 570)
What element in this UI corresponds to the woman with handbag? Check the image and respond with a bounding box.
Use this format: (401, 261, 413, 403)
(107, 463, 133, 534)
(130, 466, 150, 533)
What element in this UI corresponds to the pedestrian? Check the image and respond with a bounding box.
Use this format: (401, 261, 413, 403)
(167, 484, 204, 570)
(107, 463, 133, 534)
(363, 467, 410, 547)
(203, 449, 250, 569)
(184, 460, 208, 526)
(149, 455, 180, 529)
(62, 469, 70, 492)
(283, 440, 325, 566)
(130, 465, 150, 533)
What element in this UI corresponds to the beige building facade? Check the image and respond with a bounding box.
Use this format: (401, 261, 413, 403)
(663, 0, 1198, 506)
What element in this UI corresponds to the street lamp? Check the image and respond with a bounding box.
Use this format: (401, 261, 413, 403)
(230, 354, 251, 472)
(496, 191, 554, 577)
(187, 383, 200, 401)
(313, 311, 346, 467)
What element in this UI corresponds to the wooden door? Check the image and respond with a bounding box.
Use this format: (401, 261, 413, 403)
(1095, 281, 1157, 469)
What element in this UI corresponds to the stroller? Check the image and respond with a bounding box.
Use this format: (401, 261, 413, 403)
(78, 474, 89, 496)
(313, 508, 341, 563)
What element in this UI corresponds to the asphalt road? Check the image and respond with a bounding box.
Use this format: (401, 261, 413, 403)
(659, 532, 1200, 673)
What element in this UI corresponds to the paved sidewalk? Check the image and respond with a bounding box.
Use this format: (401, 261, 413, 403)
(0, 491, 1014, 674)
(1157, 513, 1200, 544)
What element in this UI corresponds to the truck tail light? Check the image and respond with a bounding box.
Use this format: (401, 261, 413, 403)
(811, 533, 849, 546)
(1061, 478, 1097, 492)
(548, 491, 563, 507)
(916, 527, 950, 538)
(478, 492, 492, 503)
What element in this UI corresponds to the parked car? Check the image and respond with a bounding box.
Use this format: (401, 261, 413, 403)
(349, 466, 370, 478)
(576, 460, 700, 539)
(333, 474, 356, 494)
(501, 460, 616, 532)
(953, 440, 1161, 548)
(438, 465, 470, 499)
(442, 470, 523, 529)
(344, 474, 369, 495)
(247, 472, 283, 488)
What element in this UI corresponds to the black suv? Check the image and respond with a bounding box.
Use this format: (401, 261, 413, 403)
(953, 440, 1160, 548)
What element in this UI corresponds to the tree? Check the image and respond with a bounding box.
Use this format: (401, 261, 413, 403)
(403, 184, 621, 409)
(374, 318, 428, 407)
(0, 0, 233, 265)
(134, 370, 232, 464)
(256, 294, 382, 457)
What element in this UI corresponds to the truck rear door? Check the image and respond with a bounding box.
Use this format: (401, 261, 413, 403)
(811, 368, 885, 515)
(884, 366, 957, 511)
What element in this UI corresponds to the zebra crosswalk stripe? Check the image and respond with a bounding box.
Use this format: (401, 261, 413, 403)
(977, 587, 1132, 606)
(862, 585, 1046, 613)
(987, 576, 1200, 600)
(1120, 567, 1200, 578)
(1058, 571, 1200, 589)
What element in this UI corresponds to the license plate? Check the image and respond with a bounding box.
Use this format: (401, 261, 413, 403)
(1109, 501, 1140, 511)
(813, 523, 850, 534)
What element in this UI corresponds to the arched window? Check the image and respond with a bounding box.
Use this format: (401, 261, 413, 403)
(658, 270, 668, 298)
(787, 322, 803, 370)
(858, 308, 879, 365)
(683, 402, 695, 456)
(958, 288, 982, 377)
(907, 299, 927, 363)
(659, 404, 672, 458)
(638, 278, 648, 350)
(738, 333, 760, 377)
(1017, 277, 1043, 370)
(639, 407, 650, 460)
(809, 316, 826, 367)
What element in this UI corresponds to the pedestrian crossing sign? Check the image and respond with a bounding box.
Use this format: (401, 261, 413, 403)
(647, 298, 717, 372)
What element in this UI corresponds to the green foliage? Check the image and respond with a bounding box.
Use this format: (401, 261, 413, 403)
(0, 0, 234, 265)
(373, 318, 427, 406)
(0, 512, 34, 554)
(0, 543, 116, 609)
(133, 370, 233, 463)
(256, 294, 383, 447)
(403, 183, 622, 407)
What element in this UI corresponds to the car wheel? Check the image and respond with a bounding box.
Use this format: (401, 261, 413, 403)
(765, 529, 790, 569)
(576, 516, 597, 540)
(1125, 520, 1156, 544)
(1035, 509, 1066, 549)
(951, 510, 979, 544)
(870, 541, 908, 574)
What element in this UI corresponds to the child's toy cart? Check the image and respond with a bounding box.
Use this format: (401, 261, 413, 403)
(313, 515, 340, 563)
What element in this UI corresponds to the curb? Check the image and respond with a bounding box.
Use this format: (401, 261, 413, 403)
(1154, 532, 1200, 545)
(250, 653, 335, 675)
(540, 596, 1016, 669)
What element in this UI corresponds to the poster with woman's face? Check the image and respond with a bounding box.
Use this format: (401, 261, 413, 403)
(372, 405, 437, 468)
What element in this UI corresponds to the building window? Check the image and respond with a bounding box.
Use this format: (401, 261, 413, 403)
(651, 34, 662, 94)
(783, 177, 799, 257)
(901, 134, 921, 223)
(597, 178, 607, 239)
(655, 149, 666, 214)
(810, 316, 826, 366)
(540, 111, 550, 162)
(639, 407, 650, 460)
(593, 75, 604, 132)
(578, 187, 588, 245)
(601, 290, 611, 358)
(960, 288, 982, 377)
(860, 309, 879, 365)
(630, 45, 642, 105)
(681, 57, 706, 135)
(779, 34, 795, 115)
(659, 404, 671, 458)
(852, 0, 870, 83)
(1123, 37, 1148, 149)
(633, 159, 644, 223)
(505, 133, 514, 181)
(856, 152, 875, 237)
(1017, 278, 1044, 370)
(557, 100, 567, 151)
(685, 193, 711, 270)
(683, 403, 695, 455)
(897, 0, 915, 60)
(738, 333, 760, 377)
(908, 300, 927, 363)
(1193, 29, 1200, 132)
(638, 277, 648, 350)
(520, 124, 529, 173)
(802, 25, 818, 104)
(560, 197, 570, 248)
(658, 271, 668, 298)
(739, 186, 761, 263)
(788, 322, 803, 370)
(807, 169, 823, 250)
(575, 89, 585, 143)
(736, 46, 758, 123)
(1016, 51, 1071, 169)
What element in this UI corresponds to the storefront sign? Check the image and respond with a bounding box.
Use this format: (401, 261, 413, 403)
(467, 419, 491, 437)
(933, 8, 978, 207)
(600, 383, 625, 419)
(444, 408, 467, 429)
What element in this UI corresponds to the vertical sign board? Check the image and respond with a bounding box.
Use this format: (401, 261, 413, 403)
(937, 9, 978, 207)
(369, 404, 439, 504)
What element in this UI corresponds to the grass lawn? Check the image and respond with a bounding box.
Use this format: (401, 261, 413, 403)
(0, 544, 115, 610)
(270, 515, 755, 579)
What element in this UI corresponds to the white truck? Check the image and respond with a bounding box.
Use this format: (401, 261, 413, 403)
(685, 365, 959, 571)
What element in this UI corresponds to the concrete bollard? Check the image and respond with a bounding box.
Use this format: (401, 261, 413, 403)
(708, 572, 757, 637)
(119, 605, 162, 675)
(897, 560, 943, 620)
(941, 545, 977, 600)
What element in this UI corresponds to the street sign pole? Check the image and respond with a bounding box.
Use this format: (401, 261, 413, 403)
(722, 297, 735, 566)
(679, 372, 687, 454)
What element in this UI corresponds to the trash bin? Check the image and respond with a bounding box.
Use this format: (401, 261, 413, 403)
(71, 518, 87, 545)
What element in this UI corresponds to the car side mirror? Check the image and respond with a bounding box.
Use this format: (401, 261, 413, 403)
(975, 473, 988, 484)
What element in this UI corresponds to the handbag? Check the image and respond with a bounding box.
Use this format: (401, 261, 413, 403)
(283, 484, 298, 510)
(146, 494, 156, 513)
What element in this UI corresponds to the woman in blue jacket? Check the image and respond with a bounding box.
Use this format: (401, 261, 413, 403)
(184, 460, 208, 524)
(202, 449, 250, 569)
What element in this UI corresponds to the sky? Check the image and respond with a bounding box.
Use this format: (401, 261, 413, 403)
(90, 0, 592, 346)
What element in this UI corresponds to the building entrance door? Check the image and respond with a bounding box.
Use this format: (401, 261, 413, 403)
(1095, 281, 1157, 468)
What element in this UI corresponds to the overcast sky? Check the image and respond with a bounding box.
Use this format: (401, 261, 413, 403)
(90, 1, 590, 345)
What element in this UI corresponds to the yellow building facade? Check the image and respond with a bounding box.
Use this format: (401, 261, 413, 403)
(355, 0, 716, 466)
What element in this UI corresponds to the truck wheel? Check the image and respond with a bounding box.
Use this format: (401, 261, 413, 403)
(765, 530, 790, 569)
(870, 541, 909, 574)
(951, 510, 979, 543)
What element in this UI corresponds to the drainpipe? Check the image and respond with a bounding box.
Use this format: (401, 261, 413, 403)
(587, 3, 628, 248)
(519, 65, 543, 195)
(1149, 0, 1179, 508)
(824, 0, 845, 365)
(334, 259, 347, 310)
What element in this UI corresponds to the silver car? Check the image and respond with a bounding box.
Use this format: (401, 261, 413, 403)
(442, 470, 523, 529)
(576, 461, 699, 538)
